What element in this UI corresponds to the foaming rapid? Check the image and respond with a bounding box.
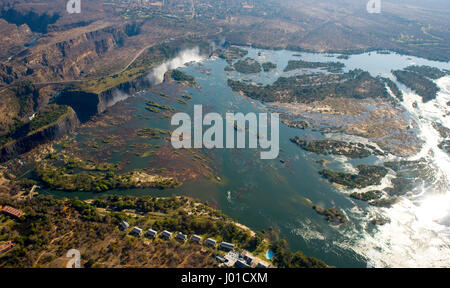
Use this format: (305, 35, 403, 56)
(350, 76, 450, 267)
(148, 47, 205, 84)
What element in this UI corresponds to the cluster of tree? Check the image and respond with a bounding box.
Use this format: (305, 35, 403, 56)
(170, 70, 197, 86)
(377, 76, 403, 101)
(319, 165, 389, 189)
(228, 69, 389, 103)
(262, 62, 277, 72)
(35, 164, 181, 193)
(269, 240, 328, 268)
(392, 67, 442, 102)
(290, 137, 384, 158)
(0, 104, 68, 148)
(233, 58, 262, 74)
(283, 60, 344, 73)
(14, 81, 38, 117)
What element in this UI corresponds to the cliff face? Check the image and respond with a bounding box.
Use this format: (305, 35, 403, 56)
(57, 74, 152, 122)
(0, 107, 79, 162)
(0, 21, 143, 86)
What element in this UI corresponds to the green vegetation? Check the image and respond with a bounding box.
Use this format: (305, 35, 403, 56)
(269, 240, 328, 268)
(170, 70, 197, 86)
(392, 67, 443, 102)
(290, 137, 384, 158)
(282, 120, 309, 129)
(32, 156, 181, 193)
(368, 198, 398, 208)
(283, 60, 344, 73)
(350, 190, 382, 201)
(145, 101, 175, 113)
(0, 192, 326, 268)
(0, 104, 69, 148)
(137, 128, 170, 139)
(216, 46, 248, 64)
(404, 65, 448, 79)
(312, 205, 347, 225)
(14, 81, 37, 117)
(378, 77, 403, 101)
(233, 58, 261, 74)
(228, 69, 389, 103)
(261, 62, 277, 72)
(28, 105, 69, 132)
(319, 165, 389, 189)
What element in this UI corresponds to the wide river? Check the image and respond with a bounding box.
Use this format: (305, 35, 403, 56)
(48, 47, 450, 268)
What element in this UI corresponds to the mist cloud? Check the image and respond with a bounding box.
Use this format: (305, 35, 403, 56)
(148, 47, 205, 85)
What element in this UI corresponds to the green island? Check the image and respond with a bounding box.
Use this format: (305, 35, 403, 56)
(290, 137, 385, 158)
(145, 101, 175, 113)
(228, 69, 390, 103)
(283, 60, 345, 73)
(350, 190, 383, 201)
(312, 205, 347, 225)
(282, 120, 309, 129)
(169, 70, 197, 87)
(319, 165, 389, 189)
(233, 58, 262, 74)
(404, 65, 448, 79)
(262, 62, 277, 72)
(216, 46, 248, 64)
(368, 198, 398, 208)
(392, 65, 448, 102)
(137, 128, 171, 140)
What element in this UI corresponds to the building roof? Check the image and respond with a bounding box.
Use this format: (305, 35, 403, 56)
(220, 241, 235, 249)
(1, 206, 25, 218)
(146, 229, 157, 236)
(162, 230, 172, 237)
(176, 232, 187, 241)
(191, 234, 202, 242)
(205, 238, 217, 246)
(131, 227, 142, 235)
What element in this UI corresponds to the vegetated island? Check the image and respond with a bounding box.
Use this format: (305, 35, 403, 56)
(312, 205, 347, 225)
(319, 165, 389, 189)
(283, 60, 345, 73)
(233, 58, 262, 74)
(216, 46, 248, 64)
(262, 62, 277, 72)
(290, 137, 385, 158)
(350, 190, 383, 201)
(169, 69, 197, 87)
(282, 120, 309, 129)
(228, 69, 390, 103)
(392, 65, 448, 102)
